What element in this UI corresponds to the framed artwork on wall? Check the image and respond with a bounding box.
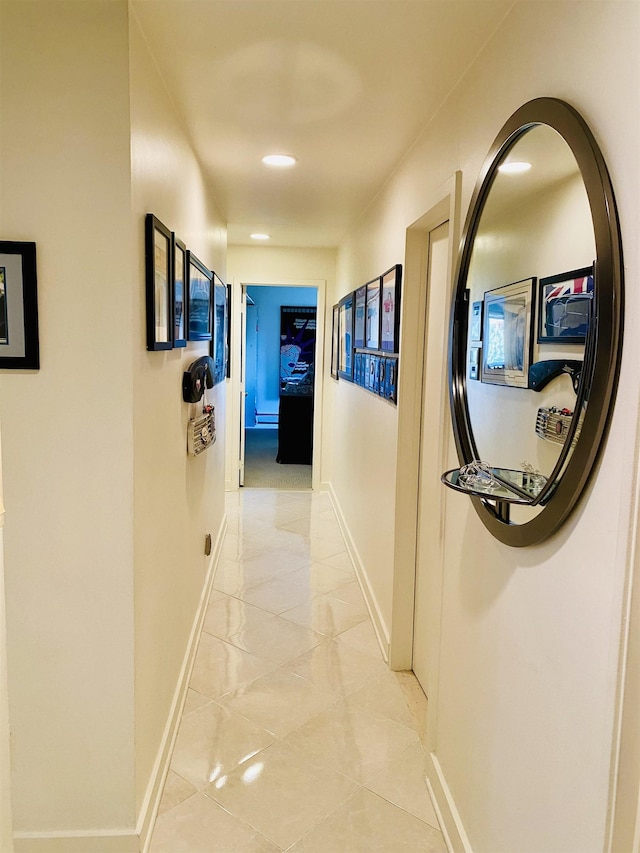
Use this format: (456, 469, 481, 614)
(380, 264, 402, 352)
(537, 265, 594, 344)
(338, 292, 354, 380)
(354, 284, 366, 348)
(481, 277, 536, 388)
(186, 251, 213, 342)
(331, 303, 339, 379)
(0, 240, 39, 370)
(365, 277, 381, 350)
(145, 214, 173, 351)
(211, 272, 227, 384)
(173, 237, 187, 347)
(470, 300, 483, 342)
(226, 284, 232, 378)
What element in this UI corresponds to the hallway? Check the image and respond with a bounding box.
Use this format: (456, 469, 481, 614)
(149, 489, 446, 852)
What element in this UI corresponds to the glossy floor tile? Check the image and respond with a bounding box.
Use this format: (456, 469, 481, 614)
(150, 489, 445, 852)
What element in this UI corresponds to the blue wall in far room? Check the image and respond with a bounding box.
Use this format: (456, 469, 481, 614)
(246, 285, 317, 425)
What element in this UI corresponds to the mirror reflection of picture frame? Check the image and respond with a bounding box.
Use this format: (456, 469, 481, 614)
(470, 300, 483, 342)
(480, 277, 536, 388)
(365, 277, 381, 350)
(145, 214, 173, 351)
(186, 251, 213, 342)
(0, 240, 39, 369)
(380, 264, 402, 352)
(537, 265, 594, 344)
(354, 284, 366, 348)
(338, 292, 354, 380)
(469, 346, 480, 380)
(331, 303, 339, 379)
(173, 237, 187, 348)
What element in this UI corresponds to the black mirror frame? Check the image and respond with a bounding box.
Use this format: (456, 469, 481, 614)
(449, 98, 624, 547)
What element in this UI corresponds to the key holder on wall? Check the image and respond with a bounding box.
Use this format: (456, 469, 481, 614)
(182, 356, 214, 403)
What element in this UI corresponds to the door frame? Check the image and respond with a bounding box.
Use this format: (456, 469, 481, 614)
(226, 277, 326, 492)
(389, 172, 462, 744)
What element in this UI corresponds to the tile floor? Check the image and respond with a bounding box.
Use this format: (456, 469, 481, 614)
(149, 489, 446, 852)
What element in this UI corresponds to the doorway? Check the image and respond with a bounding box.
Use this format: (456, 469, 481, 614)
(241, 284, 317, 490)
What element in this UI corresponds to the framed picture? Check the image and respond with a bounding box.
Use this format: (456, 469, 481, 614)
(354, 284, 367, 348)
(145, 214, 173, 351)
(331, 303, 339, 379)
(187, 251, 213, 341)
(380, 264, 402, 352)
(365, 277, 381, 350)
(0, 241, 39, 369)
(211, 273, 227, 384)
(226, 284, 232, 378)
(384, 355, 398, 403)
(338, 292, 354, 380)
(537, 265, 594, 344)
(469, 346, 480, 380)
(470, 300, 483, 342)
(481, 277, 536, 388)
(173, 237, 187, 347)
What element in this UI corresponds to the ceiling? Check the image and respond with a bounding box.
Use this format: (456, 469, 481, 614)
(132, 0, 514, 248)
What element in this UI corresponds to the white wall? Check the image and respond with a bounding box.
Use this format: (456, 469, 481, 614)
(0, 1, 136, 834)
(333, 2, 640, 850)
(0, 3, 228, 845)
(129, 11, 227, 821)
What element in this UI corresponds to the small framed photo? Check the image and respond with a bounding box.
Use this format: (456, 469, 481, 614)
(145, 214, 173, 351)
(384, 355, 398, 403)
(470, 300, 483, 342)
(538, 265, 594, 344)
(0, 241, 39, 369)
(481, 277, 536, 388)
(338, 292, 354, 380)
(331, 303, 339, 379)
(469, 346, 480, 380)
(354, 284, 367, 348)
(211, 272, 227, 384)
(226, 284, 232, 378)
(187, 251, 213, 341)
(173, 237, 187, 347)
(380, 264, 402, 352)
(365, 277, 381, 350)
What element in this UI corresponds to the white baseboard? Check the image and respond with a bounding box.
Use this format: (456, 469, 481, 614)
(13, 831, 139, 853)
(13, 515, 227, 853)
(426, 752, 473, 853)
(138, 513, 227, 852)
(328, 485, 390, 662)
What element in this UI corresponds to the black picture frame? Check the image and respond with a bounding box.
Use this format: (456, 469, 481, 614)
(145, 214, 173, 351)
(354, 284, 367, 349)
(173, 237, 187, 348)
(384, 355, 398, 403)
(365, 277, 381, 350)
(211, 272, 227, 384)
(380, 264, 402, 353)
(226, 283, 232, 378)
(537, 265, 594, 344)
(0, 241, 39, 370)
(331, 303, 339, 379)
(186, 251, 213, 341)
(338, 292, 354, 380)
(481, 277, 536, 388)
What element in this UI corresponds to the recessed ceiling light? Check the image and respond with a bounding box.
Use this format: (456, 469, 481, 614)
(250, 233, 270, 241)
(498, 161, 532, 174)
(262, 154, 297, 168)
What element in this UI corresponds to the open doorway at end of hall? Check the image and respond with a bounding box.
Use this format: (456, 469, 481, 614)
(242, 284, 317, 490)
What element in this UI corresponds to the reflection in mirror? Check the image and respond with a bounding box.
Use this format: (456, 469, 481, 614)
(465, 124, 595, 522)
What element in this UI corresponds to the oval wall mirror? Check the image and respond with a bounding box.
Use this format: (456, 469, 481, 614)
(443, 98, 623, 547)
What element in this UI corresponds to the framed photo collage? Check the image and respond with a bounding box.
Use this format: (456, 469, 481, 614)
(331, 264, 401, 405)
